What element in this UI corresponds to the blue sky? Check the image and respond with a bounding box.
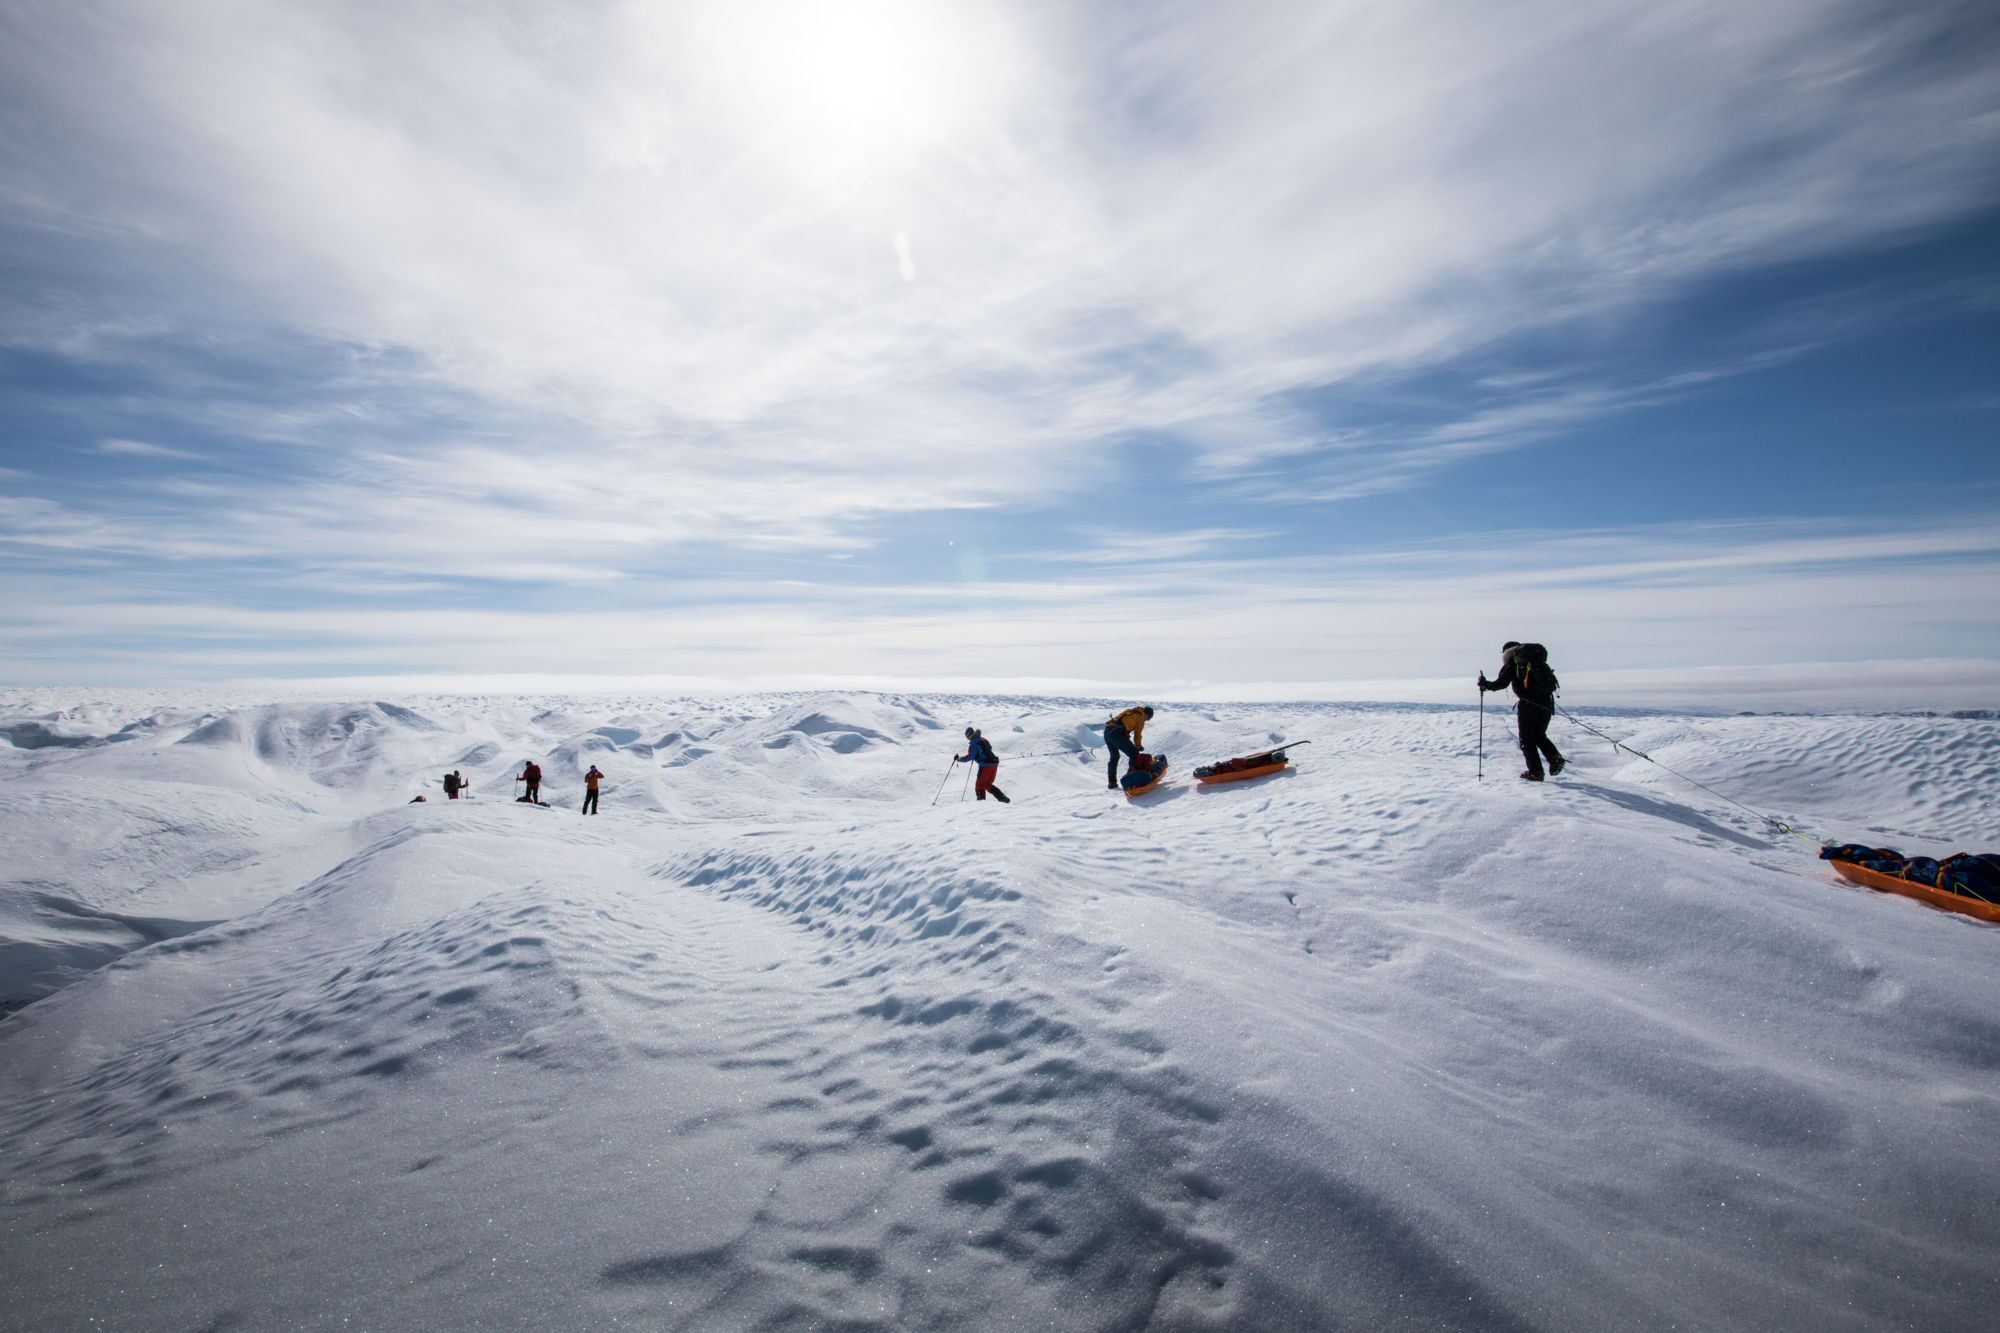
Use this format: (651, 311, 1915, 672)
(3, 0, 1998, 701)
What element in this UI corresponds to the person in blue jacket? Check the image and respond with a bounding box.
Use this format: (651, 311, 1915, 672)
(954, 728, 1011, 803)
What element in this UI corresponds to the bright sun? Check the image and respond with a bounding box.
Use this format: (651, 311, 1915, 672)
(689, 0, 1012, 179)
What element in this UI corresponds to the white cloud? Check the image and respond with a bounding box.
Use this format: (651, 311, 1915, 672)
(3, 513, 1994, 695)
(1040, 528, 1271, 565)
(4, 0, 1996, 545)
(98, 438, 199, 459)
(3, 1, 1997, 691)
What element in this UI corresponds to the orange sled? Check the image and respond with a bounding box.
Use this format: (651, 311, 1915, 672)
(1194, 742, 1306, 786)
(1829, 860, 2000, 925)
(1196, 759, 1287, 785)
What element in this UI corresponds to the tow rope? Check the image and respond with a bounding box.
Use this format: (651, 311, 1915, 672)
(1553, 701, 1826, 845)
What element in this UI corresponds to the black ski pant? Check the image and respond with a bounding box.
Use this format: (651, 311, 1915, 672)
(1516, 698, 1562, 775)
(1104, 724, 1140, 786)
(582, 788, 598, 815)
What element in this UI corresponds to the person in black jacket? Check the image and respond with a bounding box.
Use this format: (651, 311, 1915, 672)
(954, 728, 1011, 803)
(1479, 641, 1566, 781)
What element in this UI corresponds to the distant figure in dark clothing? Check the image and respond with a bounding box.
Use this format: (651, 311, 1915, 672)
(1104, 706, 1153, 789)
(443, 770, 467, 799)
(582, 765, 603, 815)
(1480, 641, 1565, 781)
(955, 728, 1010, 803)
(518, 760, 542, 803)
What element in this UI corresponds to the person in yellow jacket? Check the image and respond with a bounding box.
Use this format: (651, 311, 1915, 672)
(1103, 705, 1153, 789)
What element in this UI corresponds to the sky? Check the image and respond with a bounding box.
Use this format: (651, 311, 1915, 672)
(3, 0, 1999, 702)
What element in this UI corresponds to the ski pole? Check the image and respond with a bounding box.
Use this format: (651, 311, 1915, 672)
(961, 761, 974, 802)
(1477, 685, 1484, 782)
(930, 758, 956, 806)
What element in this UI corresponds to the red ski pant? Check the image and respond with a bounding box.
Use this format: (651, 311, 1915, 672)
(974, 764, 999, 799)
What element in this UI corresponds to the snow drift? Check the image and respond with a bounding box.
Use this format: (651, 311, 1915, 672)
(2, 689, 1997, 1331)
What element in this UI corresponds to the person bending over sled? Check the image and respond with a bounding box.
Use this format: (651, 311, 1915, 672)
(955, 728, 1010, 803)
(1104, 705, 1153, 790)
(1479, 641, 1565, 781)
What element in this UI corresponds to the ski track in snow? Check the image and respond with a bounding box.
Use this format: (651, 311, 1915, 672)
(2, 688, 1998, 1331)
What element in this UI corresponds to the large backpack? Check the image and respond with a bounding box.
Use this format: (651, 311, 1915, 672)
(1513, 643, 1559, 695)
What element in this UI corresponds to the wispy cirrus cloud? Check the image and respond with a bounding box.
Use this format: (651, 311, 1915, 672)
(3, 513, 1994, 690)
(2, 1, 1998, 684)
(97, 438, 199, 460)
(6, 1, 1998, 521)
(1039, 528, 1273, 565)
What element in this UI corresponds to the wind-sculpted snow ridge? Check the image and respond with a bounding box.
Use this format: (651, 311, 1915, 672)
(2, 691, 1999, 1330)
(631, 830, 1253, 1330)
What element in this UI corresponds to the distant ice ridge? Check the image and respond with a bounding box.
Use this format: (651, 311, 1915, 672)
(2, 690, 1997, 1330)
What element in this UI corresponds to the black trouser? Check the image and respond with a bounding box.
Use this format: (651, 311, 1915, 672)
(582, 788, 598, 814)
(524, 782, 539, 802)
(1517, 697, 1562, 774)
(1104, 724, 1139, 786)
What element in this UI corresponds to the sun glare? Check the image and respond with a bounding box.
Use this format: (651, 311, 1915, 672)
(690, 0, 1010, 179)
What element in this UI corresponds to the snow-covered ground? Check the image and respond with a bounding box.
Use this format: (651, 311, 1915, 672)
(2, 689, 1996, 1332)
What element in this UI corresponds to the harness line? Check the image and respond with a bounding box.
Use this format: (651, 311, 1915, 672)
(1552, 701, 1824, 845)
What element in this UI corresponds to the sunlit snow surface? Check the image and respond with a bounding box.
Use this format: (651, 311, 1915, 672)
(2, 689, 1996, 1331)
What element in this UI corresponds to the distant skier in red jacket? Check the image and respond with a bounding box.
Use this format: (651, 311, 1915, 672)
(955, 728, 1010, 803)
(518, 760, 542, 803)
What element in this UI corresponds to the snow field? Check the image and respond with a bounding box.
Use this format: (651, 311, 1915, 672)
(1, 690, 1997, 1331)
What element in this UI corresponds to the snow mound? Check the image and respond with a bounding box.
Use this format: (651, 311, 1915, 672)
(2, 690, 1997, 1330)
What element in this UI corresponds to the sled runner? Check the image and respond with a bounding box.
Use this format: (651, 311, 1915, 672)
(1821, 846, 2000, 925)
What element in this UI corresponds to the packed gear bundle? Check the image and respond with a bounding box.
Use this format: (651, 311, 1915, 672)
(1120, 752, 1170, 796)
(1819, 846, 2000, 923)
(1193, 741, 1309, 785)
